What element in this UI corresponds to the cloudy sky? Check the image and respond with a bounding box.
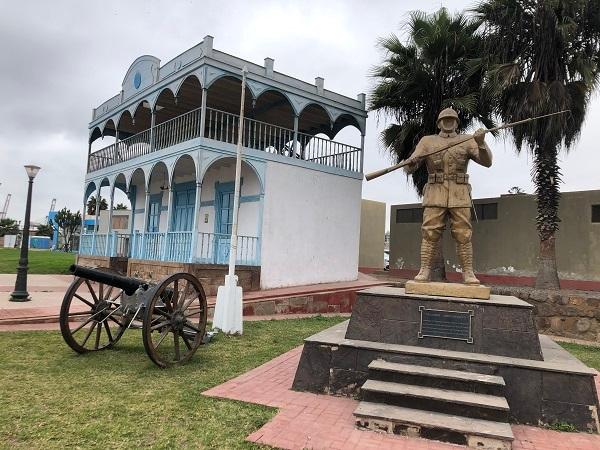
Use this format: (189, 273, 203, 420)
(1, 0, 599, 228)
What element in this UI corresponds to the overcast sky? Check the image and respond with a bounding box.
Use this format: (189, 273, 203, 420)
(1, 0, 599, 229)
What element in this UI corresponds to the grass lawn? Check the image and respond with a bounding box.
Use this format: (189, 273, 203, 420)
(0, 316, 346, 449)
(558, 342, 600, 370)
(0, 248, 75, 274)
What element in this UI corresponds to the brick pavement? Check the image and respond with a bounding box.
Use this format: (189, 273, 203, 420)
(203, 346, 600, 450)
(0, 273, 384, 325)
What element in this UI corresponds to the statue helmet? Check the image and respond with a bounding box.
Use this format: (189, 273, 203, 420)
(437, 107, 460, 126)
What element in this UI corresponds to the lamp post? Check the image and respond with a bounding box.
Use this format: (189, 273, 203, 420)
(10, 165, 41, 302)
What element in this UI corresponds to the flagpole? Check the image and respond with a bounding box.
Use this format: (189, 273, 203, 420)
(213, 66, 248, 335)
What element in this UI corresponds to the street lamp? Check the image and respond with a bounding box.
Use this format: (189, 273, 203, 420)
(10, 165, 41, 302)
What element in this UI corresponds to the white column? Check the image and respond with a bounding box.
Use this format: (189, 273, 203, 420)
(190, 181, 202, 263)
(149, 109, 156, 152)
(141, 190, 150, 259)
(91, 184, 101, 255)
(199, 88, 207, 141)
(162, 187, 174, 260)
(359, 133, 365, 173)
(126, 190, 135, 258)
(106, 186, 115, 256)
(292, 115, 299, 158)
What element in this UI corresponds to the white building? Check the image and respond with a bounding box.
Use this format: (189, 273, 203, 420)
(79, 36, 367, 289)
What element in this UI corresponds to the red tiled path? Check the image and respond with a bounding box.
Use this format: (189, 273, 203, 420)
(0, 273, 384, 325)
(203, 346, 600, 450)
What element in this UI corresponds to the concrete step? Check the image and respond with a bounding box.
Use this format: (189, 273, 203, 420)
(354, 401, 513, 449)
(368, 359, 506, 396)
(361, 379, 509, 422)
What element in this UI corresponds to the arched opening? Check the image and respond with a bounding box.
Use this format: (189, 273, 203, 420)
(153, 85, 203, 150)
(253, 90, 294, 129)
(129, 168, 146, 234)
(147, 162, 169, 233)
(175, 75, 203, 113)
(132, 100, 152, 132)
(117, 110, 136, 140)
(110, 173, 133, 256)
(170, 155, 197, 233)
(206, 76, 253, 116)
(90, 120, 117, 153)
(204, 76, 254, 147)
(298, 103, 332, 137)
(198, 157, 262, 265)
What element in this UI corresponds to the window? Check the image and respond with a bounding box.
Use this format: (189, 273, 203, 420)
(111, 215, 128, 230)
(472, 202, 498, 221)
(592, 205, 600, 223)
(396, 208, 423, 223)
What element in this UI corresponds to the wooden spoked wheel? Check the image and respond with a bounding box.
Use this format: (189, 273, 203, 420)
(59, 277, 127, 353)
(142, 273, 207, 368)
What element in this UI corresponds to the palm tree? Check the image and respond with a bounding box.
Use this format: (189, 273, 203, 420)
(370, 7, 495, 279)
(475, 0, 600, 288)
(86, 195, 108, 216)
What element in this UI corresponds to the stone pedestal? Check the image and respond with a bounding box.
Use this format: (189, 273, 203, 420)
(405, 280, 491, 300)
(346, 287, 542, 360)
(292, 286, 600, 440)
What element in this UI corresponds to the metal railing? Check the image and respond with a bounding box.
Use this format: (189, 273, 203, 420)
(164, 231, 193, 262)
(79, 233, 93, 255)
(154, 108, 202, 151)
(197, 232, 259, 266)
(79, 230, 259, 266)
(88, 106, 361, 173)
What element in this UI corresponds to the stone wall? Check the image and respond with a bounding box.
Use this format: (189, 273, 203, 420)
(492, 286, 600, 342)
(127, 259, 260, 296)
(76, 255, 128, 273)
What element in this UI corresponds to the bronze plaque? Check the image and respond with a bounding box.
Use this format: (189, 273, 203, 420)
(418, 306, 473, 343)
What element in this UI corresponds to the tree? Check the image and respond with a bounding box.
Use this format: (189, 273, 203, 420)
(0, 218, 19, 237)
(476, 0, 600, 288)
(370, 8, 495, 278)
(54, 208, 82, 252)
(113, 203, 128, 210)
(87, 195, 108, 215)
(36, 222, 54, 238)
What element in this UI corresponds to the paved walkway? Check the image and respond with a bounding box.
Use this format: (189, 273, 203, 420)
(203, 346, 600, 450)
(0, 273, 383, 326)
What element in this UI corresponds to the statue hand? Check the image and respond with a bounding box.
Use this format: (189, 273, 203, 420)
(474, 128, 486, 146)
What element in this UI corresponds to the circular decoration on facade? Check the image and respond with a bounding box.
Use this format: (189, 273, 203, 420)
(134, 71, 142, 89)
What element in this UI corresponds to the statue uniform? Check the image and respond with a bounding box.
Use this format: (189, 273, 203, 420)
(406, 108, 492, 284)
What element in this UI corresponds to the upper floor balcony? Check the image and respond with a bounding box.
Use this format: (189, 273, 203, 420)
(87, 36, 367, 177)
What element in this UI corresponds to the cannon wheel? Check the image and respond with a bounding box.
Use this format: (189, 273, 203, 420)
(60, 277, 127, 353)
(142, 272, 207, 368)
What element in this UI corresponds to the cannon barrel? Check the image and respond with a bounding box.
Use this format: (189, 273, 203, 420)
(69, 264, 147, 296)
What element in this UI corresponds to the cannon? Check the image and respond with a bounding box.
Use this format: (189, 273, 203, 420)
(59, 265, 207, 368)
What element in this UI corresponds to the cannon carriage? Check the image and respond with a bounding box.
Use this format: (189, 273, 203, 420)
(60, 265, 208, 368)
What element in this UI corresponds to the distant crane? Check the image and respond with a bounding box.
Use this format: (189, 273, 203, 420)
(0, 194, 11, 220)
(46, 198, 57, 225)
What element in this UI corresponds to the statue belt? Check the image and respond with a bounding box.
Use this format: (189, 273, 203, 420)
(428, 173, 469, 184)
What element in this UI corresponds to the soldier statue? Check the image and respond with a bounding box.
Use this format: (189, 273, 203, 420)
(405, 107, 492, 285)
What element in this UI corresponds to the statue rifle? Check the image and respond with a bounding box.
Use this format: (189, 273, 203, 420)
(364, 110, 570, 182)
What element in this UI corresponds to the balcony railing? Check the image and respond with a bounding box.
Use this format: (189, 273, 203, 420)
(88, 106, 362, 173)
(81, 231, 260, 265)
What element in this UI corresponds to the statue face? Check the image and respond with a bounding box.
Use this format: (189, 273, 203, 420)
(438, 117, 458, 133)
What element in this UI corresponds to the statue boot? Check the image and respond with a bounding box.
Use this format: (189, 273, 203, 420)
(414, 239, 436, 282)
(457, 242, 480, 285)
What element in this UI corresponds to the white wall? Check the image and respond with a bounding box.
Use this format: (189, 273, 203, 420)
(198, 162, 261, 237)
(260, 161, 362, 288)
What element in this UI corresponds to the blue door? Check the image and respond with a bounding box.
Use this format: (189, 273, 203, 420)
(215, 185, 234, 264)
(147, 194, 162, 232)
(172, 186, 196, 231)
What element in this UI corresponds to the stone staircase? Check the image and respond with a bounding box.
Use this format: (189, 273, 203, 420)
(354, 359, 514, 449)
